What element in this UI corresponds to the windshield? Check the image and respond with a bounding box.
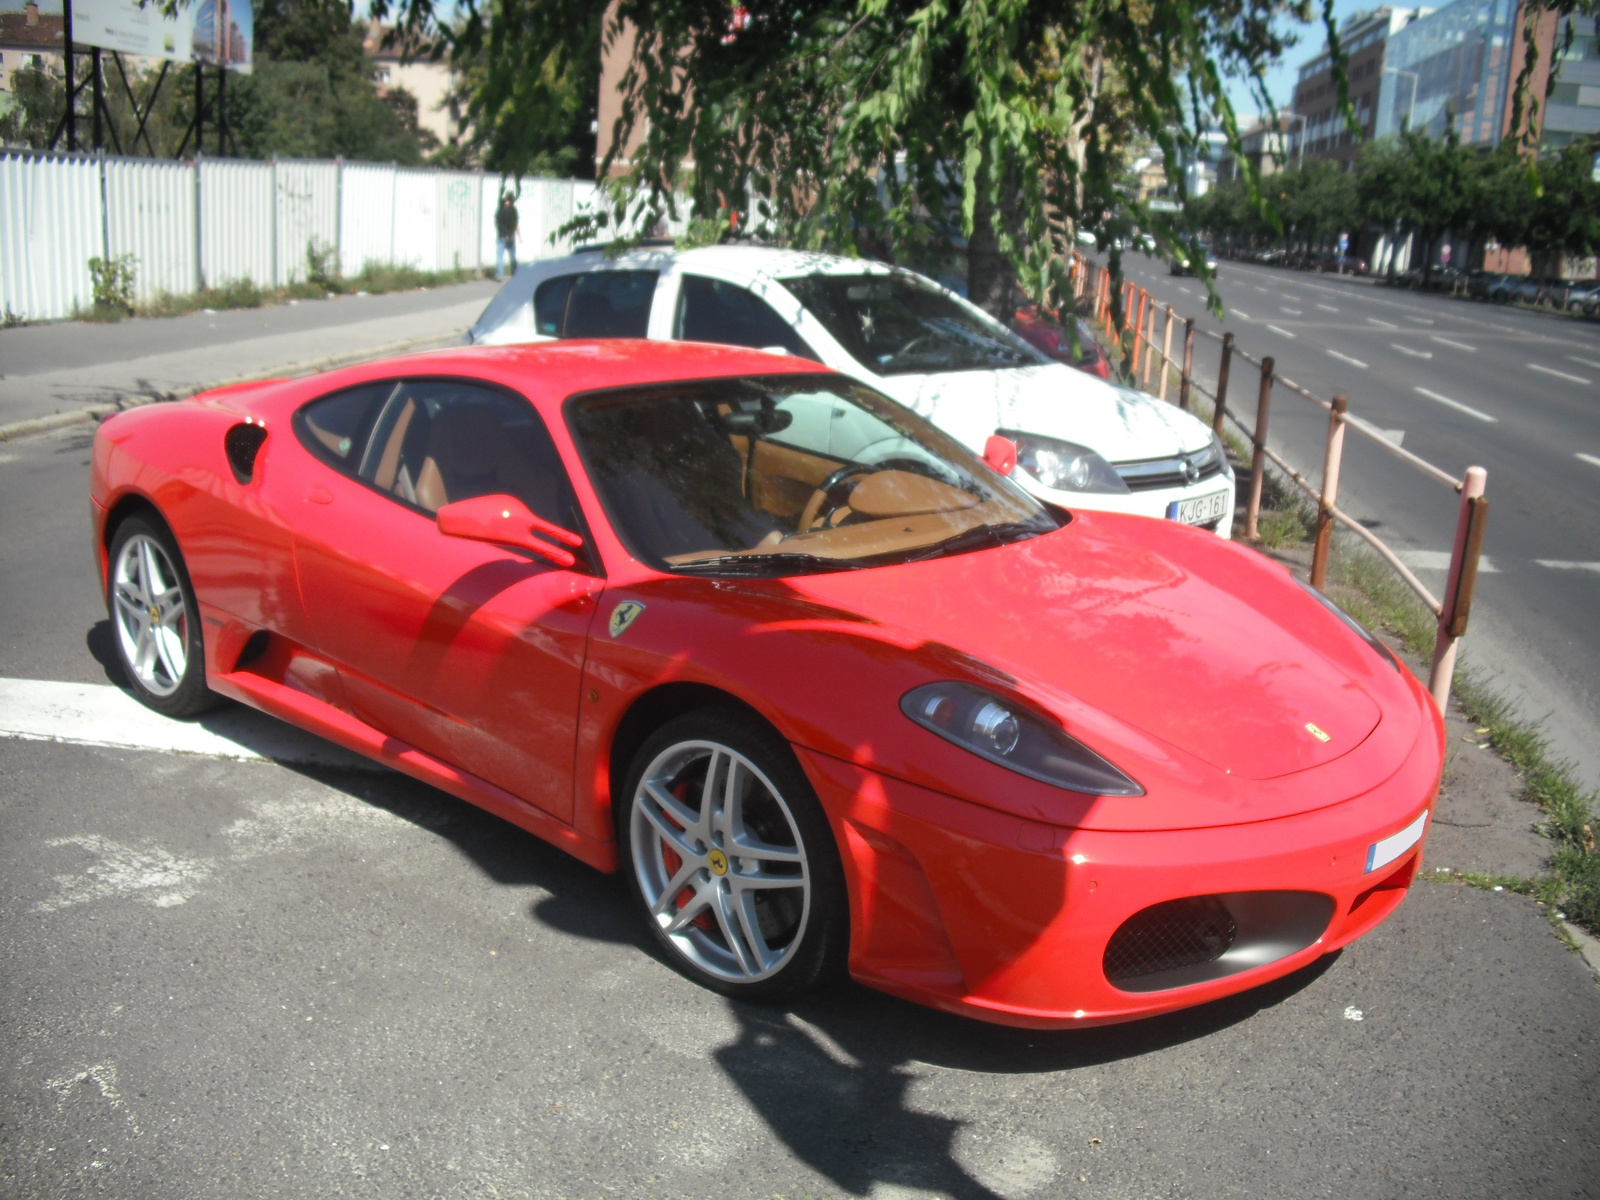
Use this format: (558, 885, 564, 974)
(567, 374, 1059, 577)
(780, 273, 1048, 377)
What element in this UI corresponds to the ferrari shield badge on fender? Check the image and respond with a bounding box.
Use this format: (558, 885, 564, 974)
(609, 601, 646, 639)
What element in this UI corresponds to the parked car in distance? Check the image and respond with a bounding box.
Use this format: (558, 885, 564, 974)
(1169, 241, 1217, 276)
(90, 340, 1446, 1026)
(469, 245, 1235, 536)
(1009, 303, 1111, 380)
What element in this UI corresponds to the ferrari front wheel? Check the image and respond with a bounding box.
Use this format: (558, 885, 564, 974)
(621, 709, 847, 1001)
(108, 515, 215, 718)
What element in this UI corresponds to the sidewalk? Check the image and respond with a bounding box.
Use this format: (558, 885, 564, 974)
(0, 288, 490, 435)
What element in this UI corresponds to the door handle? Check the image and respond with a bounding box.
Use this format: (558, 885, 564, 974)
(306, 485, 334, 505)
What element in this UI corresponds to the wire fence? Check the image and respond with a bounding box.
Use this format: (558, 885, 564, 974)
(1070, 254, 1490, 712)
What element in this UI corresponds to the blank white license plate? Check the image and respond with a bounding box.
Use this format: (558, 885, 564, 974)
(1167, 490, 1230, 526)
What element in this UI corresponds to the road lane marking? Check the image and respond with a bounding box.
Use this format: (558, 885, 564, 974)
(0, 677, 379, 769)
(1327, 349, 1369, 367)
(1396, 550, 1499, 573)
(1405, 316, 1435, 325)
(1567, 355, 1600, 370)
(1578, 453, 1600, 469)
(1316, 303, 1340, 313)
(1415, 387, 1497, 422)
(1367, 317, 1400, 329)
(1391, 344, 1433, 359)
(1527, 363, 1592, 384)
(1348, 414, 1404, 444)
(1232, 309, 1252, 320)
(1281, 295, 1301, 302)
(1267, 324, 1297, 338)
(1255, 286, 1269, 293)
(1535, 560, 1600, 573)
(1281, 307, 1303, 315)
(1177, 286, 1193, 295)
(1431, 336, 1476, 352)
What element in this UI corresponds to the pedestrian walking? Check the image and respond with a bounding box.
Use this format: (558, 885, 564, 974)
(495, 192, 520, 280)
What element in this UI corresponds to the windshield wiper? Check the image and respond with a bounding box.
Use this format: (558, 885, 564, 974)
(902, 522, 1041, 563)
(668, 552, 868, 577)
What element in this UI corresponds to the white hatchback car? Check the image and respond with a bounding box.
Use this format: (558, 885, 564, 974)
(467, 245, 1234, 536)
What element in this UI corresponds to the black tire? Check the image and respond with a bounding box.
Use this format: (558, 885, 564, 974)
(106, 514, 218, 719)
(617, 707, 848, 1002)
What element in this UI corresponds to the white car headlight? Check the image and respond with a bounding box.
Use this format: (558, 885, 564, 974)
(998, 430, 1130, 494)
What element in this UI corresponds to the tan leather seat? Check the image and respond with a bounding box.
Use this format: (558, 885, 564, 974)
(415, 404, 504, 513)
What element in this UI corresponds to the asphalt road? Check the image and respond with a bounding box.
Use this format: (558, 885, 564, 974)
(3, 418, 1599, 1198)
(1115, 255, 1600, 791)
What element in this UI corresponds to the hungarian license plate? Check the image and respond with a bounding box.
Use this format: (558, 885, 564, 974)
(1167, 490, 1230, 526)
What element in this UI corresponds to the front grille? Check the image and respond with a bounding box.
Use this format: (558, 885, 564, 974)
(1103, 895, 1238, 985)
(1115, 452, 1226, 492)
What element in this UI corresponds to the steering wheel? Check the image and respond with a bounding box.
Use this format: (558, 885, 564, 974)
(798, 463, 876, 534)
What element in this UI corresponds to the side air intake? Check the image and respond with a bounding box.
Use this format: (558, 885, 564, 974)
(225, 422, 269, 484)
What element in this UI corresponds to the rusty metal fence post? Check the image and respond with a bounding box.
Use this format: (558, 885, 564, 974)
(1309, 395, 1348, 589)
(1245, 356, 1274, 540)
(1212, 331, 1233, 435)
(1428, 466, 1490, 711)
(1157, 306, 1175, 400)
(1178, 319, 1194, 410)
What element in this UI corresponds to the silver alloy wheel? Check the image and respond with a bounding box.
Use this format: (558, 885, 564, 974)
(630, 739, 811, 984)
(111, 533, 189, 697)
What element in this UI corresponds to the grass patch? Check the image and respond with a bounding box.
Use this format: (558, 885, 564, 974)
(123, 264, 487, 321)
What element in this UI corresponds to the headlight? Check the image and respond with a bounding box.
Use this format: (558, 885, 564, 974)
(1298, 581, 1401, 674)
(1194, 431, 1232, 477)
(998, 430, 1130, 494)
(901, 681, 1144, 795)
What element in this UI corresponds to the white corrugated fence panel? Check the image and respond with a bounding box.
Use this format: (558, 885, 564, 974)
(338, 163, 396, 276)
(274, 159, 339, 285)
(392, 170, 439, 271)
(199, 158, 274, 288)
(0, 151, 103, 321)
(104, 157, 196, 301)
(435, 171, 481, 273)
(542, 179, 579, 256)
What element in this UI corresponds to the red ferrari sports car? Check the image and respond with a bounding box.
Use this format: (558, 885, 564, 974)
(90, 340, 1443, 1028)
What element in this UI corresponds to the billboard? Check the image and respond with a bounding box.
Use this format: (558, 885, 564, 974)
(69, 0, 252, 70)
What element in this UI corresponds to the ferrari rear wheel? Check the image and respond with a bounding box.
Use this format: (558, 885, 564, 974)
(621, 709, 847, 1001)
(108, 516, 215, 718)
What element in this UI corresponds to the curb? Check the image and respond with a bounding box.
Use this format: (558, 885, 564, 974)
(0, 329, 465, 444)
(1564, 921, 1600, 983)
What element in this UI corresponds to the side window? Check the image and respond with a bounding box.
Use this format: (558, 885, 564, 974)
(355, 380, 582, 534)
(675, 275, 818, 359)
(563, 271, 658, 338)
(295, 382, 397, 474)
(533, 275, 576, 337)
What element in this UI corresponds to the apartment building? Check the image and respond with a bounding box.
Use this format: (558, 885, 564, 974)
(1293, 7, 1429, 165)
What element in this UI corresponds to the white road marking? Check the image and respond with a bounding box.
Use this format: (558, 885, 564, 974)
(1347, 414, 1404, 445)
(0, 677, 378, 769)
(1391, 344, 1433, 359)
(1367, 317, 1400, 329)
(1232, 309, 1252, 320)
(1577, 453, 1600, 469)
(1569, 355, 1600, 370)
(1396, 550, 1499, 573)
(1255, 286, 1269, 293)
(1177, 286, 1193, 295)
(1527, 363, 1592, 384)
(1431, 336, 1476, 352)
(1267, 324, 1297, 338)
(1281, 295, 1301, 302)
(1405, 316, 1435, 325)
(1535, 560, 1600, 573)
(1316, 303, 1340, 313)
(1327, 349, 1369, 368)
(1415, 387, 1497, 422)
(1282, 306, 1303, 315)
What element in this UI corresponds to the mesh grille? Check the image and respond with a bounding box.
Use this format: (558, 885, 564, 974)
(1103, 895, 1238, 985)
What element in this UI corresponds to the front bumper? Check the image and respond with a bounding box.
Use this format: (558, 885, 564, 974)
(1020, 471, 1236, 539)
(796, 696, 1440, 1028)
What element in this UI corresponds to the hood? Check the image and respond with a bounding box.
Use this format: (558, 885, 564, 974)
(793, 511, 1386, 788)
(873, 363, 1213, 465)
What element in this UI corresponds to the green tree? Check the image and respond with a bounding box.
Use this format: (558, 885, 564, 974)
(1523, 141, 1600, 276)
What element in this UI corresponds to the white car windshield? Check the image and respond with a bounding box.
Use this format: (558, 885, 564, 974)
(781, 273, 1049, 376)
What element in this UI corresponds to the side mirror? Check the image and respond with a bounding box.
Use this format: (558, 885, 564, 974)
(983, 434, 1017, 477)
(436, 494, 585, 568)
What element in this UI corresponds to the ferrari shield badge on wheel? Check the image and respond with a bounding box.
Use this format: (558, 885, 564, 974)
(88, 339, 1444, 1028)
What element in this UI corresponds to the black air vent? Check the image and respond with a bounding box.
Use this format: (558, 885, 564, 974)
(225, 422, 269, 484)
(1104, 895, 1237, 985)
